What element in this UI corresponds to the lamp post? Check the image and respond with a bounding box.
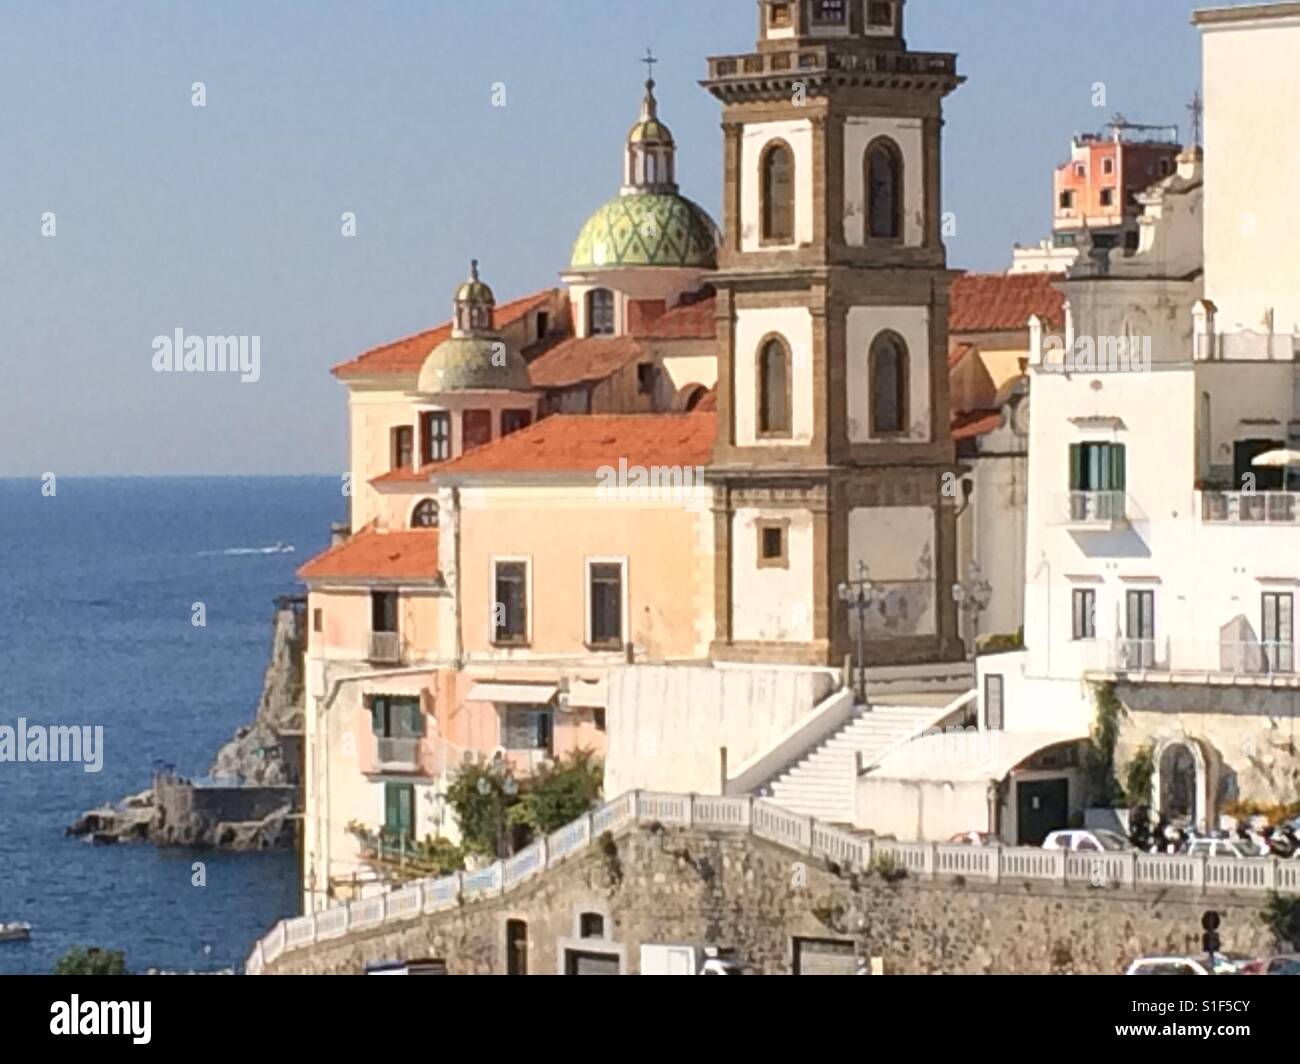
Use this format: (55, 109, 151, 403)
(838, 561, 878, 708)
(952, 560, 994, 660)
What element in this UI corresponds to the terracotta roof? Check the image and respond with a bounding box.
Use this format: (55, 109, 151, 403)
(950, 273, 1065, 334)
(527, 336, 646, 389)
(332, 290, 557, 379)
(434, 413, 716, 476)
(370, 463, 440, 487)
(298, 526, 440, 583)
(632, 292, 717, 339)
(951, 409, 1003, 442)
(693, 387, 718, 413)
(948, 340, 978, 370)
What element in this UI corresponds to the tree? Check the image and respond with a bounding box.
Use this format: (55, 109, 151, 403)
(1263, 892, 1300, 951)
(509, 750, 604, 837)
(55, 946, 126, 975)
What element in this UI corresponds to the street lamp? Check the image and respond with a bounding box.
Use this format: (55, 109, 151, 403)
(952, 560, 993, 660)
(838, 561, 878, 709)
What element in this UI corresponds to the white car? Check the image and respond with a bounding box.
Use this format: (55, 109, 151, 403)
(1042, 829, 1132, 853)
(1125, 956, 1212, 976)
(1185, 838, 1259, 859)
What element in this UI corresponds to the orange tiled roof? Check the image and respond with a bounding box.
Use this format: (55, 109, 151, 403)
(434, 413, 716, 476)
(298, 525, 440, 583)
(694, 387, 718, 413)
(950, 273, 1065, 334)
(951, 409, 1003, 442)
(332, 290, 558, 379)
(527, 336, 646, 389)
(948, 340, 978, 369)
(632, 292, 717, 340)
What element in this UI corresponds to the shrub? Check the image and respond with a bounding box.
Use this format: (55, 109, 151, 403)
(55, 946, 126, 976)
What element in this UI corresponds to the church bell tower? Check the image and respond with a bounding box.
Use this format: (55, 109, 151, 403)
(702, 0, 966, 667)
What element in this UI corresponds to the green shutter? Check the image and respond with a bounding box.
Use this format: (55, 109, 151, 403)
(408, 701, 424, 738)
(1111, 443, 1127, 492)
(1069, 444, 1084, 491)
(371, 698, 385, 736)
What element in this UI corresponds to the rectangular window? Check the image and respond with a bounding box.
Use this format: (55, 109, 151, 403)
(502, 409, 532, 437)
(866, 1, 893, 26)
(504, 706, 553, 752)
(757, 520, 789, 569)
(370, 695, 424, 739)
(984, 675, 1004, 731)
(462, 409, 493, 453)
(594, 708, 606, 732)
(313, 608, 323, 633)
(1072, 589, 1096, 641)
(588, 562, 624, 649)
(1100, 188, 1115, 207)
(420, 411, 451, 465)
(1059, 190, 1074, 210)
(371, 591, 398, 634)
(1262, 592, 1294, 674)
(769, 3, 792, 28)
(536, 312, 549, 341)
(1124, 590, 1156, 669)
(812, 0, 845, 22)
(1068, 442, 1126, 519)
(384, 782, 416, 840)
(636, 362, 657, 395)
(391, 426, 414, 470)
(1102, 157, 1115, 175)
(494, 560, 529, 644)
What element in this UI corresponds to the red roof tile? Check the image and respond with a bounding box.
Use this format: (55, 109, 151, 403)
(632, 293, 717, 339)
(527, 336, 646, 389)
(332, 290, 558, 379)
(950, 273, 1065, 334)
(434, 413, 716, 476)
(298, 526, 440, 583)
(693, 387, 718, 413)
(951, 409, 1003, 442)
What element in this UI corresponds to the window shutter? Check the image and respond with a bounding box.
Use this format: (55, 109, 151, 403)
(371, 699, 385, 736)
(1111, 443, 1127, 491)
(1069, 444, 1083, 491)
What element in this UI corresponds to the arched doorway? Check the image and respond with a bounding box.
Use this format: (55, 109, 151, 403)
(1152, 736, 1211, 830)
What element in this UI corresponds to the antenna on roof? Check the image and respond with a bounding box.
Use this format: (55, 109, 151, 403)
(1187, 90, 1204, 149)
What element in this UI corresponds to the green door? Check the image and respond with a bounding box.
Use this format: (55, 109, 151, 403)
(384, 782, 415, 840)
(1017, 778, 1069, 846)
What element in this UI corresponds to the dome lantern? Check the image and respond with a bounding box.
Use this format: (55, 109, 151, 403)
(417, 260, 531, 394)
(452, 259, 495, 337)
(623, 50, 677, 195)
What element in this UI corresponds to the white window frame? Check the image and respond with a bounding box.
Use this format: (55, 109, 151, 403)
(584, 556, 629, 650)
(490, 555, 533, 647)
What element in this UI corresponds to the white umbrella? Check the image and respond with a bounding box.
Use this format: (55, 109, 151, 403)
(1251, 449, 1300, 468)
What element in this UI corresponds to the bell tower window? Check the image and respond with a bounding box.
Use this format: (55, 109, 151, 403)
(812, 0, 846, 23)
(866, 139, 903, 240)
(870, 332, 908, 436)
(758, 337, 792, 437)
(587, 289, 615, 336)
(768, 3, 793, 29)
(867, 1, 895, 27)
(761, 142, 795, 244)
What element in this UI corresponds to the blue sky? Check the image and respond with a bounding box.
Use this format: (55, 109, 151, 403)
(0, 0, 1203, 476)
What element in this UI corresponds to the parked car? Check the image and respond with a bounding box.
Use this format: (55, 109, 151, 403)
(947, 831, 997, 846)
(1125, 956, 1212, 976)
(1185, 838, 1260, 859)
(365, 957, 448, 975)
(1240, 954, 1300, 975)
(1043, 829, 1132, 853)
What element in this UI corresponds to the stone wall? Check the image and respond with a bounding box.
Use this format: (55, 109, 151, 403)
(264, 825, 1281, 975)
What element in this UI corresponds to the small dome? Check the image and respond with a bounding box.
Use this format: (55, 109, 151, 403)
(571, 192, 718, 270)
(628, 117, 674, 146)
(417, 335, 531, 394)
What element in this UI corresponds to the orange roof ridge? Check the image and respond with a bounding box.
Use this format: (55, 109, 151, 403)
(299, 524, 440, 583)
(950, 272, 1066, 334)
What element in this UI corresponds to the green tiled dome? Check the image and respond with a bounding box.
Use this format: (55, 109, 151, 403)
(417, 336, 531, 394)
(570, 192, 718, 270)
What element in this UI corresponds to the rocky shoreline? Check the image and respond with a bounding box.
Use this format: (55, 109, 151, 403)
(68, 598, 306, 851)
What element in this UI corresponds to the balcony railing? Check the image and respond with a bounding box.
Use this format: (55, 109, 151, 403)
(376, 737, 420, 773)
(1058, 491, 1128, 528)
(1195, 329, 1300, 362)
(1201, 491, 1300, 525)
(368, 631, 401, 664)
(1088, 639, 1297, 680)
(706, 47, 957, 84)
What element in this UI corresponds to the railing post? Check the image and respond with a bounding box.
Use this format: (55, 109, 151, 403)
(862, 836, 873, 873)
(685, 794, 695, 830)
(582, 811, 593, 847)
(455, 870, 464, 905)
(1265, 857, 1279, 892)
(632, 790, 643, 824)
(925, 842, 938, 879)
(538, 836, 549, 871)
(1194, 854, 1207, 894)
(1121, 851, 1136, 889)
(989, 845, 1001, 884)
(806, 816, 816, 857)
(497, 861, 507, 897)
(743, 795, 754, 831)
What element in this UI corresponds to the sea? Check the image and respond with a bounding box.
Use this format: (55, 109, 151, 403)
(0, 476, 341, 975)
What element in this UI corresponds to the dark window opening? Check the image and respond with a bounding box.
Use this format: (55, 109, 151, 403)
(870, 333, 907, 435)
(579, 913, 605, 939)
(1072, 589, 1096, 641)
(371, 591, 399, 634)
(760, 525, 785, 564)
(536, 312, 550, 340)
(420, 411, 451, 465)
(392, 426, 414, 470)
(589, 563, 623, 648)
(594, 708, 606, 732)
(504, 705, 552, 752)
(494, 561, 528, 644)
(769, 3, 792, 28)
(758, 338, 791, 436)
(312, 608, 323, 633)
(587, 289, 615, 336)
(411, 498, 439, 529)
(636, 362, 657, 395)
(1059, 190, 1074, 210)
(462, 409, 493, 453)
(761, 144, 794, 244)
(867, 140, 903, 240)
(506, 920, 528, 976)
(370, 695, 424, 739)
(502, 409, 532, 437)
(1100, 188, 1115, 207)
(867, 2, 894, 26)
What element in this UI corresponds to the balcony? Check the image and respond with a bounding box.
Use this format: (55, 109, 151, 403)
(1056, 491, 1129, 530)
(704, 46, 958, 90)
(368, 631, 402, 665)
(376, 737, 420, 774)
(1085, 639, 1299, 687)
(1194, 329, 1300, 362)
(1201, 491, 1300, 525)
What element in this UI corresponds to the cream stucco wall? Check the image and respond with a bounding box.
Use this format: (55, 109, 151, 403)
(734, 306, 815, 446)
(845, 305, 932, 442)
(740, 119, 815, 252)
(848, 505, 936, 637)
(730, 507, 815, 643)
(306, 585, 443, 665)
(1202, 14, 1300, 333)
(842, 116, 925, 247)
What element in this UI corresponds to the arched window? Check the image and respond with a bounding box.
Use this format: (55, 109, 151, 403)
(870, 332, 908, 435)
(761, 142, 795, 244)
(411, 498, 439, 529)
(586, 288, 615, 336)
(866, 139, 903, 240)
(758, 337, 791, 437)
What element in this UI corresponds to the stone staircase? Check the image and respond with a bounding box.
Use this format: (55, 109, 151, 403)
(767, 698, 961, 824)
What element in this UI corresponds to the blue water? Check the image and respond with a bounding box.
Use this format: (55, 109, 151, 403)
(0, 477, 341, 974)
